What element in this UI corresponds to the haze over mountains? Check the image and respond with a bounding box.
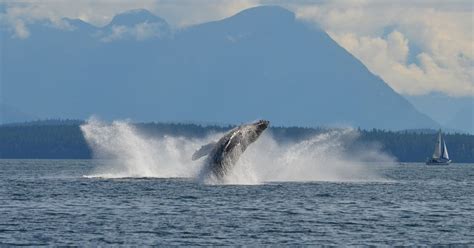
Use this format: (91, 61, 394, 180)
(1, 6, 442, 130)
(406, 94, 473, 134)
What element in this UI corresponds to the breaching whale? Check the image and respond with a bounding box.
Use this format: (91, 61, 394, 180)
(192, 120, 269, 179)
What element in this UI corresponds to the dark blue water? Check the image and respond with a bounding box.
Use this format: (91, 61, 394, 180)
(1, 160, 473, 246)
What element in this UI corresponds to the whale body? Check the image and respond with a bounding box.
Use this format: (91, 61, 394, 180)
(192, 120, 269, 179)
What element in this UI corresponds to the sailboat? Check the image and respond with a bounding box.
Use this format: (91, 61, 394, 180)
(426, 130, 451, 165)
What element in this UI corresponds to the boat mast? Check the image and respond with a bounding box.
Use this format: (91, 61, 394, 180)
(432, 130, 442, 159)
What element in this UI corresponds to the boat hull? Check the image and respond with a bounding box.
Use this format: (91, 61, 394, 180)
(426, 160, 451, 165)
(426, 130, 451, 165)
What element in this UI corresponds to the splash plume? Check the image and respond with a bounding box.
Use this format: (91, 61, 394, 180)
(81, 118, 393, 183)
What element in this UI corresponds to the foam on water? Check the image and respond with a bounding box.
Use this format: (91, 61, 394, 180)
(81, 118, 393, 184)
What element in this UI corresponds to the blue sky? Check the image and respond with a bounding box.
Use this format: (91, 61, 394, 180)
(1, 0, 472, 98)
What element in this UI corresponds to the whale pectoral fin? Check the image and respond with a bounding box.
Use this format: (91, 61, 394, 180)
(224, 132, 243, 153)
(192, 142, 216, 161)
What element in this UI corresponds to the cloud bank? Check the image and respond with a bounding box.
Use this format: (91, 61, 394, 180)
(294, 0, 473, 97)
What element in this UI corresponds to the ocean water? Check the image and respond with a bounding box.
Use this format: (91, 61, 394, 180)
(1, 160, 473, 246)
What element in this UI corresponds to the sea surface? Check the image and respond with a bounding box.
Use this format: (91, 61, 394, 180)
(1, 159, 473, 246)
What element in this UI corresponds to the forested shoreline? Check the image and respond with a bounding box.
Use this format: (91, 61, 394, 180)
(1, 120, 473, 162)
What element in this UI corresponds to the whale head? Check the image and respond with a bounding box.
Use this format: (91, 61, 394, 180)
(243, 120, 269, 144)
(253, 119, 269, 134)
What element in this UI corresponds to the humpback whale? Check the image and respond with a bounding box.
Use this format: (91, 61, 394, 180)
(192, 120, 269, 179)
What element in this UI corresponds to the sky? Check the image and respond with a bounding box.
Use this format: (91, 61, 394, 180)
(1, 0, 473, 98)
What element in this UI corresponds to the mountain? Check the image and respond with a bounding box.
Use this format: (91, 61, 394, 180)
(106, 9, 167, 27)
(0, 6, 439, 129)
(406, 93, 473, 134)
(446, 106, 473, 134)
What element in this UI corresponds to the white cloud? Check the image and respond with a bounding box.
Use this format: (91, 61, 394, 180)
(100, 25, 127, 42)
(12, 19, 29, 38)
(293, 1, 473, 97)
(332, 31, 472, 96)
(99, 22, 168, 42)
(134, 22, 161, 40)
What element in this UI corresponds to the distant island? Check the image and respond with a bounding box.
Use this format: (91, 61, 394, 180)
(1, 120, 473, 163)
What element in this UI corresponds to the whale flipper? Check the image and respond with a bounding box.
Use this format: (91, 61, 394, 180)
(192, 142, 216, 160)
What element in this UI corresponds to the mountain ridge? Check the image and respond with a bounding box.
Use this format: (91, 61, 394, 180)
(1, 6, 440, 130)
(107, 9, 167, 27)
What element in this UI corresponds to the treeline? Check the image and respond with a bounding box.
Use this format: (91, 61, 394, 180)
(355, 129, 473, 163)
(0, 123, 91, 159)
(0, 121, 473, 162)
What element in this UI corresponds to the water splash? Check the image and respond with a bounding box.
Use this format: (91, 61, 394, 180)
(81, 117, 207, 178)
(80, 118, 393, 183)
(236, 129, 392, 183)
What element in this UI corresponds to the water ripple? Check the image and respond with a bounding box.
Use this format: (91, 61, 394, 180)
(0, 160, 473, 246)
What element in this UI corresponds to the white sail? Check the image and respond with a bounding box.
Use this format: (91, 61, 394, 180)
(432, 131, 442, 159)
(441, 139, 449, 160)
(427, 130, 451, 165)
